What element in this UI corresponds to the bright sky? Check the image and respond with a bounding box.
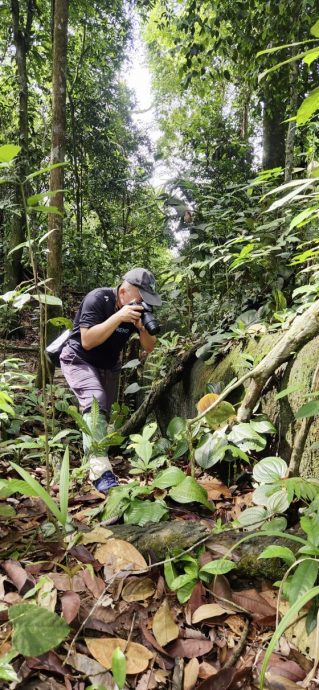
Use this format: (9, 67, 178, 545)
(124, 22, 171, 189)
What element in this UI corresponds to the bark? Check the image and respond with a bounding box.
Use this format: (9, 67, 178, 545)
(237, 298, 319, 422)
(289, 361, 319, 476)
(47, 0, 69, 298)
(108, 521, 301, 579)
(5, 0, 34, 289)
(262, 78, 286, 170)
(119, 341, 202, 436)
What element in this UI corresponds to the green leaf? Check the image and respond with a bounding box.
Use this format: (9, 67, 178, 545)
(59, 446, 69, 526)
(267, 489, 290, 513)
(26, 161, 68, 181)
(295, 400, 319, 419)
(167, 416, 187, 439)
(253, 457, 288, 483)
(228, 423, 266, 452)
(169, 477, 214, 511)
(287, 560, 319, 605)
(10, 462, 64, 525)
(0, 392, 14, 415)
(151, 467, 186, 489)
(0, 652, 18, 682)
(260, 517, 287, 532)
(164, 559, 177, 589)
(311, 19, 319, 37)
(258, 545, 295, 565)
(199, 559, 237, 576)
(121, 358, 141, 369)
(275, 384, 301, 400)
(176, 579, 197, 603)
(123, 499, 168, 526)
(236, 506, 268, 529)
(195, 431, 228, 469)
(0, 478, 38, 499)
(259, 585, 319, 689)
(28, 205, 62, 215)
(249, 417, 276, 434)
(296, 87, 319, 125)
(7, 240, 34, 256)
(0, 504, 16, 518)
(0, 144, 21, 163)
(27, 190, 64, 206)
(9, 603, 69, 656)
(112, 647, 126, 690)
(48, 317, 73, 329)
(289, 207, 319, 229)
(33, 294, 63, 307)
(124, 382, 141, 395)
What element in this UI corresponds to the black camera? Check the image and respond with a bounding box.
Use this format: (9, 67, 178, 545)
(129, 300, 160, 335)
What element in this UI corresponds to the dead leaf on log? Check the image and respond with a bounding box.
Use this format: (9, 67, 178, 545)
(192, 603, 232, 624)
(197, 477, 231, 500)
(122, 576, 155, 602)
(211, 575, 233, 603)
(81, 526, 113, 544)
(232, 588, 276, 618)
(152, 598, 179, 646)
(95, 539, 147, 573)
(85, 636, 153, 674)
(183, 658, 199, 690)
(166, 638, 214, 659)
(61, 591, 81, 623)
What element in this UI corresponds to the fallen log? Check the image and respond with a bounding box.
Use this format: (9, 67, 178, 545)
(108, 521, 301, 579)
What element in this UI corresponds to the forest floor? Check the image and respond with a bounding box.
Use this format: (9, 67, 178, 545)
(0, 329, 318, 690)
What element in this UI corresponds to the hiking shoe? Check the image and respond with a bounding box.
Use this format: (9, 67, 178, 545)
(93, 470, 119, 496)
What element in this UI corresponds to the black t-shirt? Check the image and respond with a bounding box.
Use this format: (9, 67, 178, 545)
(67, 288, 136, 369)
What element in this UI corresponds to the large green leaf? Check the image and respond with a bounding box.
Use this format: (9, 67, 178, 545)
(0, 144, 21, 163)
(9, 603, 69, 655)
(228, 423, 266, 452)
(297, 87, 319, 125)
(258, 545, 295, 565)
(194, 431, 228, 469)
(33, 294, 63, 307)
(295, 400, 319, 419)
(287, 560, 319, 605)
(236, 506, 268, 529)
(151, 467, 186, 489)
(123, 499, 168, 526)
(49, 316, 73, 329)
(10, 462, 64, 525)
(167, 416, 187, 439)
(199, 559, 237, 576)
(0, 479, 38, 499)
(169, 477, 214, 511)
(253, 457, 288, 483)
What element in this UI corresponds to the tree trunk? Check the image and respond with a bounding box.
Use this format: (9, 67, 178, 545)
(262, 78, 286, 170)
(5, 0, 34, 289)
(284, 52, 299, 183)
(47, 0, 69, 299)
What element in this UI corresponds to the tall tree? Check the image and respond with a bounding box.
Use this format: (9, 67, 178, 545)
(5, 0, 35, 289)
(47, 0, 69, 297)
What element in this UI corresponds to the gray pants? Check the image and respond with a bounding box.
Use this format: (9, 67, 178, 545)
(60, 343, 121, 417)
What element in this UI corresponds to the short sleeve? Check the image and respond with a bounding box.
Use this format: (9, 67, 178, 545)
(79, 290, 112, 329)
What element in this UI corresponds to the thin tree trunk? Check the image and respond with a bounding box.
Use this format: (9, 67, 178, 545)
(5, 0, 34, 289)
(284, 53, 299, 183)
(47, 0, 69, 298)
(262, 78, 286, 170)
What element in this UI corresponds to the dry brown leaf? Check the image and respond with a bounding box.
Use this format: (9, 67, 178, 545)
(136, 670, 158, 690)
(95, 539, 147, 573)
(198, 662, 218, 679)
(61, 591, 81, 624)
(152, 598, 179, 647)
(37, 577, 57, 612)
(82, 568, 105, 599)
(122, 576, 155, 602)
(167, 638, 214, 659)
(68, 651, 116, 689)
(197, 477, 231, 500)
(85, 636, 153, 674)
(81, 527, 113, 545)
(48, 572, 86, 592)
(184, 658, 199, 690)
(192, 603, 231, 624)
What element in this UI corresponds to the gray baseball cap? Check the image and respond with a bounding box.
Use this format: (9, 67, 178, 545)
(123, 267, 162, 306)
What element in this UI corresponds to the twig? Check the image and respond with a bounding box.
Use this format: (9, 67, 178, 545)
(123, 611, 136, 653)
(223, 618, 250, 669)
(172, 657, 184, 690)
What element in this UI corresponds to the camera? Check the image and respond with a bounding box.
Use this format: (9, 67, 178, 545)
(129, 300, 160, 335)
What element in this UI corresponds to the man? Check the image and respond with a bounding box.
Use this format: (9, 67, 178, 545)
(60, 268, 161, 494)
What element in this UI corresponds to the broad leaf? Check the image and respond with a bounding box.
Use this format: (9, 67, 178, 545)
(295, 400, 319, 419)
(151, 467, 186, 489)
(0, 144, 20, 162)
(253, 457, 288, 483)
(123, 499, 168, 526)
(258, 545, 295, 565)
(195, 431, 228, 469)
(196, 393, 235, 429)
(287, 560, 319, 605)
(228, 423, 266, 452)
(236, 506, 268, 529)
(9, 603, 69, 655)
(169, 477, 214, 511)
(199, 559, 237, 576)
(33, 294, 63, 307)
(167, 416, 187, 439)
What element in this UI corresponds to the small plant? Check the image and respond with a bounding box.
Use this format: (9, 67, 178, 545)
(128, 422, 167, 479)
(164, 549, 236, 603)
(3, 446, 72, 529)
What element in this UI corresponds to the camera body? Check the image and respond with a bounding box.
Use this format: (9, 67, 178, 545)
(129, 300, 160, 335)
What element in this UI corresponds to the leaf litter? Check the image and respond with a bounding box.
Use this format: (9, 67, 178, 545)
(0, 459, 316, 690)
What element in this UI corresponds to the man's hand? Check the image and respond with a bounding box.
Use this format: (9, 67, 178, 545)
(118, 303, 143, 325)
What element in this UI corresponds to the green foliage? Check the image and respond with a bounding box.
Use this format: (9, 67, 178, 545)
(112, 647, 126, 690)
(164, 551, 236, 603)
(9, 603, 69, 656)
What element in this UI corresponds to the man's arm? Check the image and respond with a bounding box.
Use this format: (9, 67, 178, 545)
(136, 321, 156, 353)
(81, 304, 143, 350)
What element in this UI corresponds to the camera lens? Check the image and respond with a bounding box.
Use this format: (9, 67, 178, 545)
(142, 311, 160, 335)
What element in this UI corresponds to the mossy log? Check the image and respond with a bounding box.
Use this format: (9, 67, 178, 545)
(108, 520, 301, 579)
